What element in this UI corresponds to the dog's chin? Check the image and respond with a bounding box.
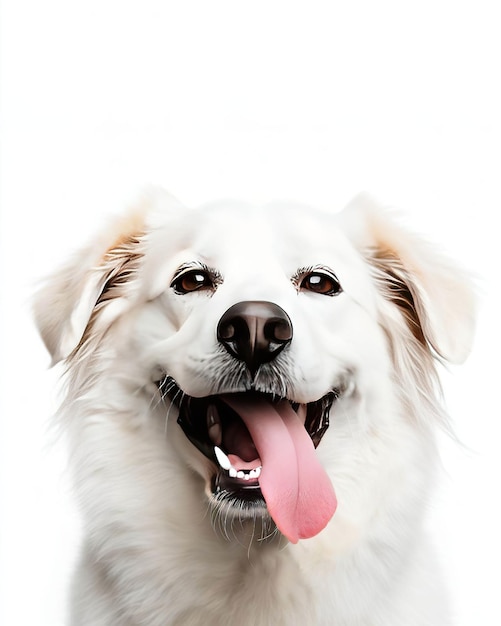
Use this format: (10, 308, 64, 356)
(156, 375, 338, 537)
(208, 479, 284, 544)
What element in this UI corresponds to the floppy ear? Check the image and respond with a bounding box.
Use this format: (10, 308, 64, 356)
(339, 193, 476, 364)
(33, 209, 147, 365)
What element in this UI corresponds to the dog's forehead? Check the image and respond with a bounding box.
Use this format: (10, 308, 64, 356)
(162, 200, 359, 266)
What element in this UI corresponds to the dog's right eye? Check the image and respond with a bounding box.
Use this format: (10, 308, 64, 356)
(171, 270, 214, 294)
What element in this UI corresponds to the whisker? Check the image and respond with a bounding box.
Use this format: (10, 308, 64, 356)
(163, 388, 184, 436)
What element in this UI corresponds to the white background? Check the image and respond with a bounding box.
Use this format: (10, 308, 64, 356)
(1, 1, 500, 624)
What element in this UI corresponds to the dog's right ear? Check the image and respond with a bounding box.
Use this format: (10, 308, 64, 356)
(33, 209, 147, 366)
(34, 189, 184, 365)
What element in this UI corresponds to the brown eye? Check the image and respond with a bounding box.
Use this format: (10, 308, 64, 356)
(171, 270, 214, 294)
(300, 272, 342, 296)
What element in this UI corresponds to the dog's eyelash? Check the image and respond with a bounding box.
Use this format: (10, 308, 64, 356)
(292, 265, 315, 281)
(292, 265, 331, 282)
(172, 262, 222, 284)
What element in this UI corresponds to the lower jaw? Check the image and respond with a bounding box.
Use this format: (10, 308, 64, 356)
(210, 472, 267, 510)
(208, 476, 281, 543)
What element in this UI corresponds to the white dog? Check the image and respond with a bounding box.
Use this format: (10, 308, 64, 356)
(35, 191, 475, 626)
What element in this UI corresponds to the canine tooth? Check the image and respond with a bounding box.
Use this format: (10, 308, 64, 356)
(243, 473, 250, 480)
(236, 471, 245, 479)
(229, 468, 238, 478)
(214, 446, 232, 471)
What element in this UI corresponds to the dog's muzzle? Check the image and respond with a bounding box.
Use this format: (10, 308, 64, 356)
(156, 300, 339, 542)
(217, 301, 293, 376)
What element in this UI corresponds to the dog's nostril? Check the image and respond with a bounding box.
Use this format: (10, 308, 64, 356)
(266, 319, 293, 342)
(218, 322, 236, 341)
(218, 318, 249, 342)
(217, 301, 293, 374)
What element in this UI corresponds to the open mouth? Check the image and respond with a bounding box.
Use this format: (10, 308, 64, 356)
(158, 376, 339, 543)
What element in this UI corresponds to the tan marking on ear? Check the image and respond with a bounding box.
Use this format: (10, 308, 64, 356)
(368, 248, 428, 349)
(69, 229, 145, 362)
(101, 206, 148, 262)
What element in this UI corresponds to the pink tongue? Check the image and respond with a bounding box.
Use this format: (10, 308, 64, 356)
(222, 395, 337, 543)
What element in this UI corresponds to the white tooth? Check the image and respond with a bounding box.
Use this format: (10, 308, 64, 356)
(229, 468, 238, 478)
(243, 473, 250, 480)
(214, 446, 232, 471)
(236, 471, 245, 479)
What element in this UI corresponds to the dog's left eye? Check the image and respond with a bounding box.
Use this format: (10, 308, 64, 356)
(299, 271, 342, 296)
(171, 270, 214, 294)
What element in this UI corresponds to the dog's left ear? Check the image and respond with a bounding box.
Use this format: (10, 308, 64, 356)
(339, 193, 476, 364)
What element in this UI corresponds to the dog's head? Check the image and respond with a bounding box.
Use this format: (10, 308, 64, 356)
(34, 191, 475, 544)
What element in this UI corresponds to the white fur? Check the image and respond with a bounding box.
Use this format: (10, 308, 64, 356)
(34, 191, 475, 626)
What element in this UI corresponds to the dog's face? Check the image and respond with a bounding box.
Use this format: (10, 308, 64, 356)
(34, 192, 475, 545)
(133, 201, 390, 542)
(140, 201, 382, 399)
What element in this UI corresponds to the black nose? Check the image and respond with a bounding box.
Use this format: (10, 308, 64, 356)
(217, 301, 293, 375)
